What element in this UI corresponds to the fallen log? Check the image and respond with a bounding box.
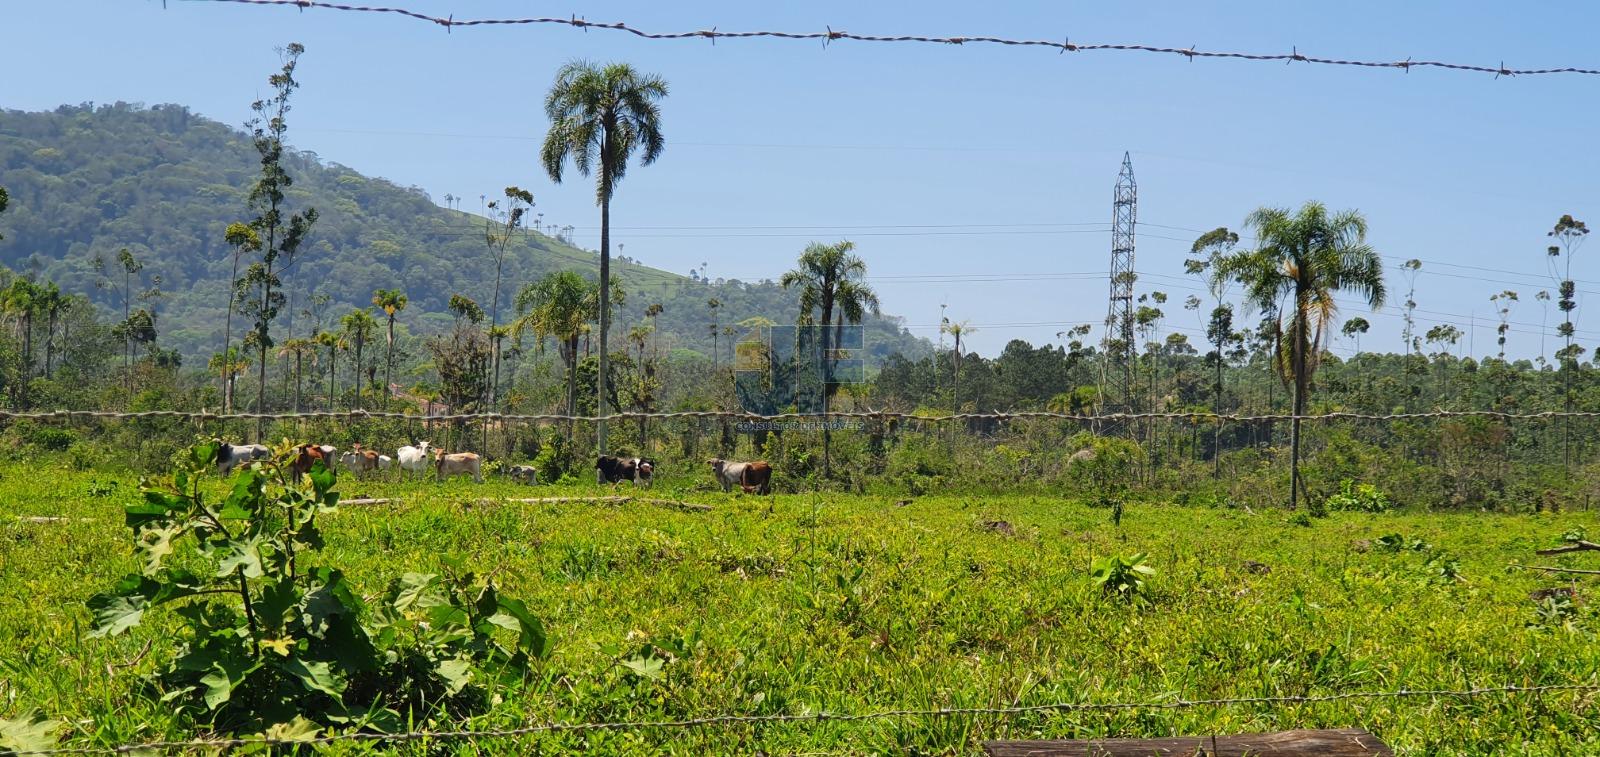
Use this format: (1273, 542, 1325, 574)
(1515, 563, 1600, 576)
(502, 496, 713, 512)
(338, 498, 394, 506)
(1536, 540, 1600, 556)
(983, 727, 1392, 756)
(14, 516, 96, 524)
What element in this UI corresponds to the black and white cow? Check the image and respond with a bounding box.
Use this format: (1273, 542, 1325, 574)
(596, 456, 655, 486)
(507, 465, 539, 485)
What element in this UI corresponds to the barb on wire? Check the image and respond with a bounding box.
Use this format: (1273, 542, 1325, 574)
(173, 0, 1600, 78)
(13, 682, 1599, 755)
(7, 408, 1600, 424)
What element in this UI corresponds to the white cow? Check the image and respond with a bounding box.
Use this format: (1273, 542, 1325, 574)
(216, 442, 270, 474)
(396, 441, 433, 479)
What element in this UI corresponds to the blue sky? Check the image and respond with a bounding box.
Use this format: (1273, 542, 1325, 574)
(4, 0, 1598, 358)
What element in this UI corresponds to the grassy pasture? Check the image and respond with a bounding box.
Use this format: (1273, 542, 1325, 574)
(3, 463, 1600, 755)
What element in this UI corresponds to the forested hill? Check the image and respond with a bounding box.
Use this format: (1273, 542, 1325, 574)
(0, 102, 928, 364)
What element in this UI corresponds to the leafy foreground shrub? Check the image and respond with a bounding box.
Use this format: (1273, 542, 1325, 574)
(1090, 552, 1155, 603)
(1326, 479, 1394, 513)
(87, 441, 548, 738)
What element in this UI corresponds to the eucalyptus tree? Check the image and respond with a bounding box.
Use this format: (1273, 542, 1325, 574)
(1490, 290, 1518, 361)
(1426, 323, 1464, 400)
(1187, 227, 1242, 463)
(1535, 290, 1552, 367)
(237, 44, 319, 434)
(1545, 214, 1589, 467)
(94, 247, 161, 405)
(1341, 316, 1372, 405)
(483, 187, 533, 414)
(541, 60, 668, 455)
(1213, 201, 1386, 511)
(1398, 259, 1422, 357)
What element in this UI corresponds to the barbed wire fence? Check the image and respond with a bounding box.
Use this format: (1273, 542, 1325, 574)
(9, 408, 1600, 423)
(172, 0, 1600, 78)
(11, 682, 1600, 755)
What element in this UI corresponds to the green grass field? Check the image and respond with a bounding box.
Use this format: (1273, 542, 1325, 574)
(4, 463, 1600, 755)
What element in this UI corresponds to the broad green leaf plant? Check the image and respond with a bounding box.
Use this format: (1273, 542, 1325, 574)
(88, 440, 548, 737)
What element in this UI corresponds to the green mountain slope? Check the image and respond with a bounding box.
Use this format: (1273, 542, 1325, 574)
(0, 102, 928, 364)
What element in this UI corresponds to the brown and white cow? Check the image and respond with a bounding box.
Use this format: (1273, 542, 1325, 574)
(597, 456, 655, 487)
(341, 443, 382, 477)
(434, 449, 483, 483)
(288, 443, 336, 480)
(707, 459, 772, 495)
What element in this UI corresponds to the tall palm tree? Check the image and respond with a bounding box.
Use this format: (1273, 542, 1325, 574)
(1213, 201, 1386, 510)
(1, 278, 40, 381)
(707, 298, 722, 371)
(341, 308, 378, 410)
(221, 223, 260, 412)
(314, 330, 344, 412)
(372, 288, 408, 410)
(209, 347, 251, 413)
(781, 240, 881, 477)
(940, 318, 973, 416)
(542, 60, 668, 455)
(277, 337, 315, 414)
(35, 282, 64, 380)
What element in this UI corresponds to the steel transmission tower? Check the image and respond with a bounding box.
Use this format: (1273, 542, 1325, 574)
(1102, 152, 1138, 411)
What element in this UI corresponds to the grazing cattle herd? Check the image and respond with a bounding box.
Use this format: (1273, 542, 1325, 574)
(214, 438, 773, 493)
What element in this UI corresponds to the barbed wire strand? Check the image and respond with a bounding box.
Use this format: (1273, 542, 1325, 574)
(13, 682, 1599, 755)
(175, 0, 1600, 78)
(5, 408, 1600, 424)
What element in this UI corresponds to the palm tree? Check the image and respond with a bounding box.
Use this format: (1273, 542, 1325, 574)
(541, 60, 668, 455)
(314, 330, 344, 411)
(209, 347, 251, 412)
(35, 282, 64, 380)
(277, 337, 315, 413)
(372, 288, 408, 410)
(940, 318, 973, 415)
(781, 240, 881, 477)
(513, 270, 595, 427)
(1, 278, 40, 384)
(221, 223, 260, 412)
(341, 308, 378, 410)
(1212, 201, 1386, 511)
